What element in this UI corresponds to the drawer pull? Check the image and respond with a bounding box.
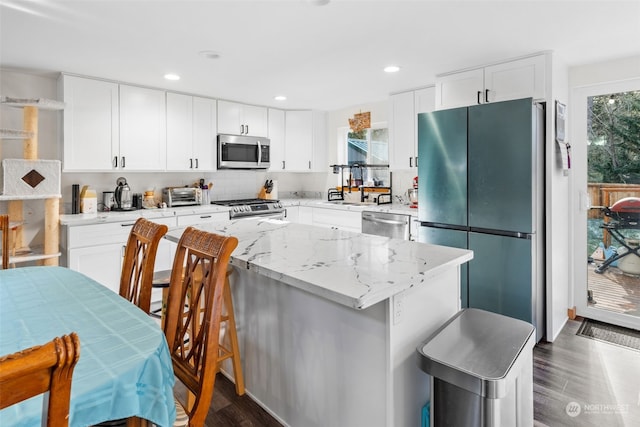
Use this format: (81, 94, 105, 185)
(121, 223, 136, 227)
(200, 215, 212, 219)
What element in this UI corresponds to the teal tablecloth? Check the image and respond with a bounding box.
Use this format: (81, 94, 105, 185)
(0, 266, 176, 427)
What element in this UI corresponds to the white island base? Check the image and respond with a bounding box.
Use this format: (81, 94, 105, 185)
(222, 265, 461, 427)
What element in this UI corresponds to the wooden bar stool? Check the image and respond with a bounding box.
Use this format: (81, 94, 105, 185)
(217, 266, 245, 396)
(152, 266, 245, 396)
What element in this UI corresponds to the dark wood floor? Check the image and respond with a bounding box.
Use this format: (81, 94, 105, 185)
(175, 373, 284, 427)
(204, 318, 640, 427)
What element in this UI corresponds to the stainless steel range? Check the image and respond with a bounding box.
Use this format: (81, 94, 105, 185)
(212, 198, 285, 219)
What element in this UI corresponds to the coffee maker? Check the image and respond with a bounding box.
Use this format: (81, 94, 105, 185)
(114, 177, 133, 210)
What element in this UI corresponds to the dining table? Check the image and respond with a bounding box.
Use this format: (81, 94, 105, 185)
(0, 266, 176, 427)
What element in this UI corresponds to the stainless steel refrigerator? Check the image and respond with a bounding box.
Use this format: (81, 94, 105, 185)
(417, 98, 545, 341)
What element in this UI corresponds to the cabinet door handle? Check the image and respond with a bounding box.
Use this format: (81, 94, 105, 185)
(195, 158, 199, 169)
(415, 156, 418, 167)
(246, 125, 249, 135)
(409, 157, 413, 168)
(485, 89, 490, 103)
(477, 91, 482, 104)
(121, 157, 125, 168)
(190, 158, 193, 169)
(113, 156, 118, 168)
(240, 124, 245, 134)
(282, 160, 285, 170)
(308, 160, 311, 169)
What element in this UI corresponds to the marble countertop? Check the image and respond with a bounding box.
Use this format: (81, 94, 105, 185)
(59, 199, 417, 226)
(59, 204, 231, 225)
(283, 198, 419, 216)
(166, 218, 472, 310)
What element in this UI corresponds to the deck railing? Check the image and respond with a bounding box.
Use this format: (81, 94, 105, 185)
(588, 183, 640, 246)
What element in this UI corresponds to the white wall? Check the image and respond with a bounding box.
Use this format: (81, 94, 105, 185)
(546, 54, 571, 342)
(570, 56, 640, 88)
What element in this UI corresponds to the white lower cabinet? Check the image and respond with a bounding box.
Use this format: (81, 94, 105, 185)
(65, 217, 177, 294)
(283, 206, 298, 222)
(312, 207, 361, 233)
(68, 243, 125, 294)
(177, 211, 229, 226)
(298, 206, 313, 225)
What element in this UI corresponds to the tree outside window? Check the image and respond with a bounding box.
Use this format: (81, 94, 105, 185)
(588, 91, 640, 183)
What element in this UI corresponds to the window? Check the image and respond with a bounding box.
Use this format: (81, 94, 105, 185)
(346, 126, 388, 183)
(347, 127, 388, 165)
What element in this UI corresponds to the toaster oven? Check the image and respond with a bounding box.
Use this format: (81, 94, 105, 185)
(162, 187, 201, 207)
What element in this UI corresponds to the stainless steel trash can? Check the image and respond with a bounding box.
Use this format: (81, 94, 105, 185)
(417, 308, 535, 427)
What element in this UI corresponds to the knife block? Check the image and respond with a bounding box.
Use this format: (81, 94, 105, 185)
(258, 188, 272, 200)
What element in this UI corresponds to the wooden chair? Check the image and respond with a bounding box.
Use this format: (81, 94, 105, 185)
(0, 332, 81, 427)
(163, 227, 238, 427)
(119, 218, 168, 314)
(0, 215, 9, 269)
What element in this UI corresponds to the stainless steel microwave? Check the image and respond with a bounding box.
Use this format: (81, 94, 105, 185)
(217, 134, 270, 169)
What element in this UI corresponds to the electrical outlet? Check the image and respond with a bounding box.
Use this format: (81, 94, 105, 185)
(393, 294, 404, 325)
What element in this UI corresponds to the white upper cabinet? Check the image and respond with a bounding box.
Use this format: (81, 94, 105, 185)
(414, 86, 436, 115)
(61, 75, 119, 171)
(484, 55, 546, 103)
(311, 111, 327, 172)
(435, 69, 484, 110)
(274, 110, 326, 172)
(284, 110, 313, 171)
(217, 100, 268, 137)
(192, 97, 217, 171)
(166, 93, 216, 171)
(268, 108, 285, 171)
(389, 87, 435, 171)
(119, 84, 166, 170)
(166, 92, 193, 171)
(435, 54, 547, 110)
(389, 91, 416, 170)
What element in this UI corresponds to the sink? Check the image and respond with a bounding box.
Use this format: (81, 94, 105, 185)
(318, 201, 377, 209)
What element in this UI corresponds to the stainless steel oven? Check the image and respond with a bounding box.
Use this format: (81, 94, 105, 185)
(211, 198, 285, 220)
(217, 134, 270, 169)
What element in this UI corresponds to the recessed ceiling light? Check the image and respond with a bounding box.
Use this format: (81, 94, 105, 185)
(164, 73, 180, 81)
(199, 50, 221, 60)
(384, 65, 400, 73)
(274, 95, 287, 101)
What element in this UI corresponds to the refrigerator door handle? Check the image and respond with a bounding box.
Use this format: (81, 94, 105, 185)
(470, 226, 533, 239)
(420, 222, 469, 232)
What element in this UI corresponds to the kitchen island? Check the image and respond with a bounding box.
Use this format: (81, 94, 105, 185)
(165, 218, 472, 427)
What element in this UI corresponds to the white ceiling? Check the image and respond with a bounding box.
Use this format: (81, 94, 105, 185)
(1, 0, 639, 111)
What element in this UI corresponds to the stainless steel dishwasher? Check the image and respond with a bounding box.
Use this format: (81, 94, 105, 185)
(362, 211, 411, 240)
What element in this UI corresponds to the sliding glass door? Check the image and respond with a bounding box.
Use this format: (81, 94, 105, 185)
(572, 79, 640, 330)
